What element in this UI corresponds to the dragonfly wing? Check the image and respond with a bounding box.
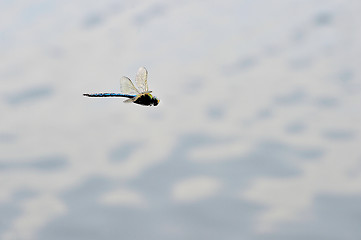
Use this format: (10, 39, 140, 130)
(135, 67, 149, 93)
(120, 76, 140, 95)
(123, 96, 138, 103)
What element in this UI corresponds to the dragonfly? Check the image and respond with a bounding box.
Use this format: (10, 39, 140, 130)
(83, 67, 159, 106)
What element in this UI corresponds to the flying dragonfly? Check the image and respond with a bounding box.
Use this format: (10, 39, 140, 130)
(83, 67, 160, 106)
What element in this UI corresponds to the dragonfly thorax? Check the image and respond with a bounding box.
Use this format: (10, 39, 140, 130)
(132, 93, 159, 106)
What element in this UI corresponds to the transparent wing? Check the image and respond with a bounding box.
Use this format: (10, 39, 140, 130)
(120, 76, 140, 95)
(123, 96, 138, 103)
(135, 67, 149, 93)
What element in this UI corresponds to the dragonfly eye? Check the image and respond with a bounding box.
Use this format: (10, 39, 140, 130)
(152, 97, 159, 106)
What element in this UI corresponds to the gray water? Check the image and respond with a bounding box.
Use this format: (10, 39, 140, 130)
(1, 0, 361, 239)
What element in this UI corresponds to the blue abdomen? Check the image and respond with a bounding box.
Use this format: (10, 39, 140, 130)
(83, 93, 135, 98)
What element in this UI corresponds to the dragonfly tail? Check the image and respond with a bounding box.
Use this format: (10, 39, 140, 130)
(83, 93, 134, 98)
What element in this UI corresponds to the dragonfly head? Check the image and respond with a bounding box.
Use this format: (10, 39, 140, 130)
(152, 96, 160, 106)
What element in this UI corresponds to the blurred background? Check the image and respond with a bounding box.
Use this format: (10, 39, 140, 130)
(1, 0, 361, 239)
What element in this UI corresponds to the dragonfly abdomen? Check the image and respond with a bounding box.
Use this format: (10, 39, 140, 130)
(83, 93, 134, 98)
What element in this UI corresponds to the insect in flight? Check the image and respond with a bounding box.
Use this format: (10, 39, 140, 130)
(83, 67, 160, 106)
